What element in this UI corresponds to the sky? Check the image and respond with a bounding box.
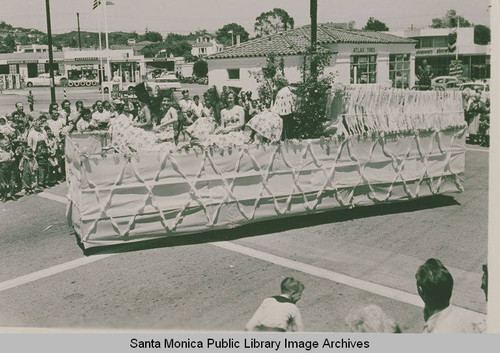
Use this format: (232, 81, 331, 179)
(0, 0, 491, 35)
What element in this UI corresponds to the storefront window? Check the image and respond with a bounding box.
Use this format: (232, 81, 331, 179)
(350, 55, 377, 84)
(9, 64, 17, 75)
(389, 54, 410, 88)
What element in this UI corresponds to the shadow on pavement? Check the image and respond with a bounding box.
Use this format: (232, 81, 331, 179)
(82, 194, 459, 256)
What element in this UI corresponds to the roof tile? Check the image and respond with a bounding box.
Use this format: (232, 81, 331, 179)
(208, 23, 416, 59)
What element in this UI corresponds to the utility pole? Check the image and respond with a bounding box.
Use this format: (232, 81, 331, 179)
(77, 12, 82, 50)
(45, 0, 56, 103)
(310, 0, 318, 79)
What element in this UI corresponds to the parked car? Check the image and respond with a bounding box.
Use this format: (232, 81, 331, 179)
(431, 76, 466, 87)
(145, 75, 181, 93)
(433, 81, 462, 91)
(459, 82, 490, 99)
(25, 73, 68, 87)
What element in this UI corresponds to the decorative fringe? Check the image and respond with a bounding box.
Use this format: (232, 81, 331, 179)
(333, 87, 465, 136)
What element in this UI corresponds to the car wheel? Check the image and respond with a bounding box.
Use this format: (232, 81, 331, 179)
(27, 82, 33, 87)
(91, 81, 97, 86)
(68, 81, 74, 87)
(103, 87, 109, 93)
(85, 81, 92, 86)
(59, 78, 68, 87)
(128, 86, 135, 94)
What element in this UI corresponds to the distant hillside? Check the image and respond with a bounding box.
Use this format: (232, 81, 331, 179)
(0, 20, 201, 60)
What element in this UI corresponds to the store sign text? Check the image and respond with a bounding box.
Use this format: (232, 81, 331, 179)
(353, 47, 376, 53)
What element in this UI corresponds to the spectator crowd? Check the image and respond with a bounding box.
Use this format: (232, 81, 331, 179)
(245, 260, 488, 333)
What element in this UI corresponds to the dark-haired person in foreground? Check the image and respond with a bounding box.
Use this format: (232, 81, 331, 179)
(416, 258, 483, 333)
(245, 277, 304, 332)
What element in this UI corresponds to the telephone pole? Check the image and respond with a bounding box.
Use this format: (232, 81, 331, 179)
(45, 0, 56, 103)
(77, 12, 82, 50)
(310, 0, 318, 79)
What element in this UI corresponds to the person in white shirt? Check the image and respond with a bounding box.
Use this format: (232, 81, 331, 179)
(245, 277, 305, 332)
(91, 100, 111, 129)
(179, 89, 195, 125)
(59, 99, 78, 124)
(192, 95, 204, 119)
(27, 121, 48, 152)
(416, 258, 483, 333)
(47, 104, 65, 137)
(76, 108, 93, 132)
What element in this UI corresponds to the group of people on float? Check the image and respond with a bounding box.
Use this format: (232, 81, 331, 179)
(245, 259, 488, 333)
(0, 86, 274, 202)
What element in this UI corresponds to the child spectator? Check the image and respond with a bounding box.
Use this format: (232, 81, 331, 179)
(12, 143, 25, 194)
(346, 304, 401, 333)
(0, 116, 16, 140)
(44, 128, 59, 184)
(245, 277, 305, 332)
(35, 142, 50, 188)
(19, 147, 38, 194)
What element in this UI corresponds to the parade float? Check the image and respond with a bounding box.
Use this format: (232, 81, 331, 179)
(65, 87, 466, 249)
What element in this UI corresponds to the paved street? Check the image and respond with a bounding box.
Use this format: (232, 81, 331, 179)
(0, 141, 488, 332)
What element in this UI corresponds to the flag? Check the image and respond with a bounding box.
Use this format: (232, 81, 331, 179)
(448, 30, 457, 53)
(92, 0, 101, 10)
(449, 59, 463, 77)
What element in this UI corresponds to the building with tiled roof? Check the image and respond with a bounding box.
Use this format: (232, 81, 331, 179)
(207, 23, 417, 94)
(191, 33, 224, 58)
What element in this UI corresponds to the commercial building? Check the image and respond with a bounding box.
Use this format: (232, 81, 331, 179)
(207, 23, 417, 94)
(0, 48, 146, 88)
(387, 27, 490, 79)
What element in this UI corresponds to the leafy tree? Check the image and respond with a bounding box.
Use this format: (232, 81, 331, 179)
(430, 9, 471, 28)
(363, 17, 389, 31)
(216, 23, 249, 47)
(289, 48, 334, 139)
(3, 34, 16, 52)
(254, 8, 295, 37)
(193, 59, 208, 77)
(474, 25, 490, 45)
(251, 54, 288, 108)
(347, 21, 356, 30)
(143, 30, 163, 42)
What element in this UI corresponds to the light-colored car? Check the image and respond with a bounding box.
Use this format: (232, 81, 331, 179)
(433, 81, 462, 91)
(25, 73, 68, 87)
(459, 82, 490, 99)
(145, 75, 181, 92)
(431, 76, 465, 87)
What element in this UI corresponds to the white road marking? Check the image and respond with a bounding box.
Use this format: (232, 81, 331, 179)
(211, 241, 486, 319)
(466, 147, 489, 153)
(27, 192, 485, 319)
(0, 255, 114, 293)
(37, 191, 68, 204)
